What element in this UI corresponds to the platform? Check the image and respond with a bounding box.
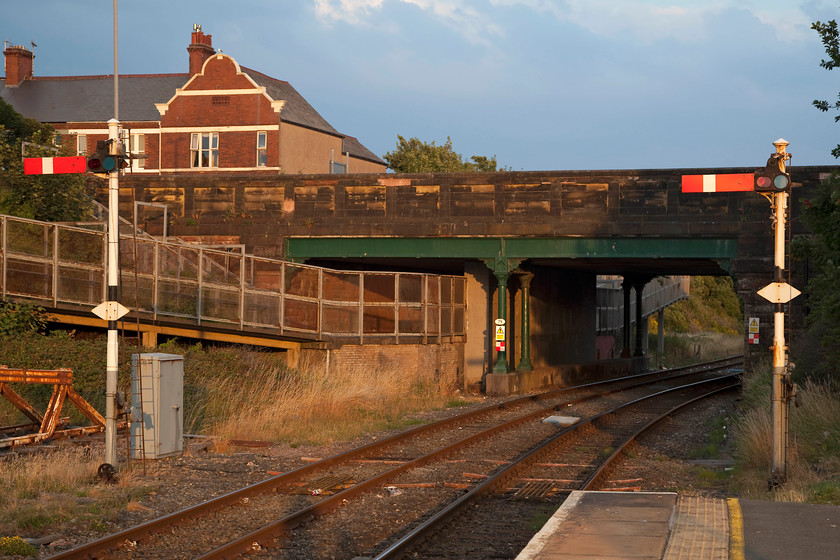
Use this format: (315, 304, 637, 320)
(516, 491, 840, 560)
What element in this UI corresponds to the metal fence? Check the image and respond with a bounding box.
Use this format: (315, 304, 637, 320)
(0, 215, 466, 344)
(595, 275, 690, 334)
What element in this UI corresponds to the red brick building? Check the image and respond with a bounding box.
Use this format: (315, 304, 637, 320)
(1, 28, 385, 174)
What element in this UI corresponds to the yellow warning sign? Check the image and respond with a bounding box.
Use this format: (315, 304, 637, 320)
(495, 325, 506, 340)
(748, 317, 759, 334)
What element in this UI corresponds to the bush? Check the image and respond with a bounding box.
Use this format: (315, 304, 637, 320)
(0, 300, 47, 336)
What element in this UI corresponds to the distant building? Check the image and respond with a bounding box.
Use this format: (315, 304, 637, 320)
(1, 27, 385, 174)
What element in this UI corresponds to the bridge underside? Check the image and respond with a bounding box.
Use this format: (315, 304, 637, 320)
(288, 237, 736, 276)
(288, 236, 737, 393)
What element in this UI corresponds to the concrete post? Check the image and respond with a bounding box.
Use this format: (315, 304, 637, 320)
(517, 272, 534, 372)
(463, 262, 491, 389)
(634, 278, 647, 357)
(657, 308, 665, 357)
(620, 279, 632, 358)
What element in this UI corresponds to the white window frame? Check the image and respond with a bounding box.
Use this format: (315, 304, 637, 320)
(77, 134, 87, 156)
(131, 133, 145, 170)
(191, 132, 219, 168)
(256, 131, 267, 167)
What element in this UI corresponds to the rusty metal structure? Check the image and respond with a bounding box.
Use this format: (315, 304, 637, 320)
(0, 366, 107, 448)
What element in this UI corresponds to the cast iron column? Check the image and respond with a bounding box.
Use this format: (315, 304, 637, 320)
(493, 268, 510, 373)
(484, 257, 522, 374)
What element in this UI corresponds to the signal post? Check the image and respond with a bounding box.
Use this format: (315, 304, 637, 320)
(682, 138, 800, 487)
(754, 139, 798, 487)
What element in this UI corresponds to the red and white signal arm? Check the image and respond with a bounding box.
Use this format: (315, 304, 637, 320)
(681, 173, 754, 193)
(23, 156, 87, 175)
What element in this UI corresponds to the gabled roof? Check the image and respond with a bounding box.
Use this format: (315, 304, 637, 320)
(2, 66, 384, 164)
(242, 67, 339, 137)
(1, 74, 188, 123)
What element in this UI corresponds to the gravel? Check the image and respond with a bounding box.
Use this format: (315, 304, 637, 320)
(18, 391, 739, 559)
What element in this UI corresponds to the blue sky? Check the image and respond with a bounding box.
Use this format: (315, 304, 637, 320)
(4, 0, 840, 170)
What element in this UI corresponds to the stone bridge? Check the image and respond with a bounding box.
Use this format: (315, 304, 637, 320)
(112, 165, 834, 392)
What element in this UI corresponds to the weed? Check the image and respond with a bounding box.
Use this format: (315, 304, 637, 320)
(527, 504, 559, 532)
(690, 415, 729, 459)
(0, 536, 37, 557)
(807, 481, 840, 504)
(88, 519, 109, 533)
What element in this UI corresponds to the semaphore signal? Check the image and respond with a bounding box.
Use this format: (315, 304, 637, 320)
(23, 156, 87, 175)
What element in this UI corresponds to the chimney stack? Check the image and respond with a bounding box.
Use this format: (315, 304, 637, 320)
(188, 25, 214, 75)
(4, 45, 34, 87)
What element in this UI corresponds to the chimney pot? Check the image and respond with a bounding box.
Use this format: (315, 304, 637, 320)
(188, 28, 215, 75)
(4, 45, 34, 87)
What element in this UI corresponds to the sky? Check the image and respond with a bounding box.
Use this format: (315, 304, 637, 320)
(3, 0, 840, 171)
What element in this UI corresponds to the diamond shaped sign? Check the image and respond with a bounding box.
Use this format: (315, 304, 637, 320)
(92, 301, 130, 321)
(758, 282, 800, 304)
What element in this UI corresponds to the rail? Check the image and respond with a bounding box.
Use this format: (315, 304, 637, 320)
(0, 214, 466, 344)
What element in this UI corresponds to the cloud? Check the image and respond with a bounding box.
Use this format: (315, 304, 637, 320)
(313, 0, 504, 45)
(314, 0, 385, 25)
(491, 0, 816, 43)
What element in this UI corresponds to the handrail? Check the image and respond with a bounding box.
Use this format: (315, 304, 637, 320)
(0, 214, 466, 344)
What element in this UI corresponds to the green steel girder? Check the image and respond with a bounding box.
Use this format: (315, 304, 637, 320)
(285, 237, 738, 261)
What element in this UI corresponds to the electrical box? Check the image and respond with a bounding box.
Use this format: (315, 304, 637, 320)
(130, 353, 184, 459)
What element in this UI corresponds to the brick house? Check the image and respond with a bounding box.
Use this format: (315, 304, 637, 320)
(1, 28, 385, 174)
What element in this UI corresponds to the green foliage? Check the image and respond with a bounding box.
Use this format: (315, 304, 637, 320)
(791, 173, 840, 380)
(0, 300, 47, 336)
(663, 276, 742, 334)
(812, 17, 840, 158)
(0, 98, 94, 221)
(690, 415, 729, 459)
(0, 536, 37, 557)
(383, 135, 504, 173)
(807, 481, 840, 504)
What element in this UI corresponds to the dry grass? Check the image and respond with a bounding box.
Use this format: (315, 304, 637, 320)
(196, 353, 468, 447)
(654, 332, 743, 367)
(0, 446, 154, 537)
(733, 369, 840, 503)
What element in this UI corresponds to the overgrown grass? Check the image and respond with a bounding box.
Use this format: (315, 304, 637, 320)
(733, 362, 840, 503)
(0, 334, 476, 536)
(650, 332, 744, 368)
(0, 446, 155, 537)
(195, 352, 464, 447)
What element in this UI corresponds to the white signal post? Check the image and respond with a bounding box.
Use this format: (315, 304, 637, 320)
(104, 119, 122, 469)
(103, 0, 123, 471)
(760, 138, 796, 487)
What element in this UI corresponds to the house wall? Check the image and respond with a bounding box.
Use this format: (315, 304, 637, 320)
(280, 123, 344, 174)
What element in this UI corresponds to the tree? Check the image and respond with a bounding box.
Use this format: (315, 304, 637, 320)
(383, 135, 504, 173)
(789, 17, 840, 379)
(791, 174, 840, 379)
(0, 98, 93, 221)
(812, 16, 840, 158)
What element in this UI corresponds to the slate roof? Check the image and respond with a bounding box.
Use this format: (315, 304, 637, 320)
(1, 69, 383, 164)
(1, 74, 188, 123)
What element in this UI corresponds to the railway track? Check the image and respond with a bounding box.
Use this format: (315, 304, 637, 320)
(47, 356, 742, 560)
